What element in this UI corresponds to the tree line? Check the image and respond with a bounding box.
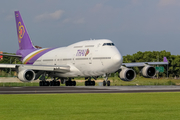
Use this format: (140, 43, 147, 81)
(123, 50, 178, 78)
(0, 50, 179, 77)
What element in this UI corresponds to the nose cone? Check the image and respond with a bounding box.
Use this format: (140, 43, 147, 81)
(113, 54, 123, 66)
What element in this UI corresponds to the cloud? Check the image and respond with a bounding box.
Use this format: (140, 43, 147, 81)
(62, 18, 85, 24)
(35, 10, 64, 22)
(158, 0, 180, 7)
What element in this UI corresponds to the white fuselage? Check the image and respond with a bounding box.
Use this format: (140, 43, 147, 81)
(23, 39, 123, 77)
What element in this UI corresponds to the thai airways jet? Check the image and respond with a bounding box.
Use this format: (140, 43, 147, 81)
(0, 11, 168, 86)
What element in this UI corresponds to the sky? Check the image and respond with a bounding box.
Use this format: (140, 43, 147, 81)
(0, 0, 180, 56)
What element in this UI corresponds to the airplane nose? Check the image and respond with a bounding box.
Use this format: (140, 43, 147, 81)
(113, 54, 122, 65)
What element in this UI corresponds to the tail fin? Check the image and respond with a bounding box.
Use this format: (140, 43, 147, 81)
(163, 57, 168, 62)
(15, 11, 35, 50)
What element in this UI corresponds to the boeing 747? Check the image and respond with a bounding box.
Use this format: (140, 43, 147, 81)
(0, 11, 168, 86)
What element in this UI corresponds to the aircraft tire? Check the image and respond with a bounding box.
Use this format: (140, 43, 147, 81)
(39, 81, 42, 86)
(91, 81, 95, 86)
(103, 81, 106, 86)
(50, 81, 54, 86)
(56, 81, 60, 86)
(45, 81, 49, 86)
(72, 81, 76, 86)
(87, 81, 90, 86)
(107, 81, 110, 86)
(65, 81, 69, 86)
(42, 81, 45, 86)
(85, 81, 87, 86)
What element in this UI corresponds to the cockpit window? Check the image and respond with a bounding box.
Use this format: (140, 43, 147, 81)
(102, 43, 115, 46)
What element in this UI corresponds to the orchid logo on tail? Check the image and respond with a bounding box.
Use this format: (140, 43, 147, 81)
(18, 22, 25, 43)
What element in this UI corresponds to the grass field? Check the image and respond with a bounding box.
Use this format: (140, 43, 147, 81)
(0, 93, 180, 120)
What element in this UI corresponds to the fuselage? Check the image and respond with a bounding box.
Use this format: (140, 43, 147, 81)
(17, 39, 123, 77)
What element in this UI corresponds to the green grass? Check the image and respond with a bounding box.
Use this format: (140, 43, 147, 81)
(0, 82, 39, 87)
(106, 76, 178, 86)
(0, 93, 180, 120)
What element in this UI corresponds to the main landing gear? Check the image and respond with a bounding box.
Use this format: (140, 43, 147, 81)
(39, 81, 60, 86)
(65, 78, 76, 86)
(103, 74, 110, 86)
(85, 77, 95, 86)
(39, 77, 60, 86)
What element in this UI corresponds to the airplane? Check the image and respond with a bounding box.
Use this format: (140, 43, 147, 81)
(0, 11, 168, 86)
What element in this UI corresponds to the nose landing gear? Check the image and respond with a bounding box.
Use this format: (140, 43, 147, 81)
(103, 74, 110, 86)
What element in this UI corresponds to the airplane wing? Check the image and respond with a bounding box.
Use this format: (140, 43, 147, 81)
(122, 57, 168, 67)
(122, 62, 168, 67)
(0, 64, 70, 72)
(0, 54, 22, 58)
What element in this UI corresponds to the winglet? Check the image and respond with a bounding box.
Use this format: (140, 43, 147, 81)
(163, 57, 168, 62)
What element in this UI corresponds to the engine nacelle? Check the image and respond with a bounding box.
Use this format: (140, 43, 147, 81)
(119, 68, 136, 81)
(18, 69, 35, 82)
(141, 65, 156, 78)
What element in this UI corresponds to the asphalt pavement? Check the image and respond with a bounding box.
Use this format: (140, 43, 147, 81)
(0, 86, 180, 94)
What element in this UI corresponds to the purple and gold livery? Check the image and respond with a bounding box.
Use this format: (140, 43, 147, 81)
(15, 11, 55, 64)
(15, 11, 35, 50)
(23, 48, 55, 64)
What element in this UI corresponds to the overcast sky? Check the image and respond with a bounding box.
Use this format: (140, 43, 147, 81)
(0, 0, 180, 56)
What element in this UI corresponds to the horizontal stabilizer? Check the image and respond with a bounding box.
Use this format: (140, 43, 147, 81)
(0, 54, 22, 58)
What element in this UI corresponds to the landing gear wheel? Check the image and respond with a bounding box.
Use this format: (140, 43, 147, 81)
(39, 81, 43, 86)
(72, 81, 76, 86)
(56, 81, 60, 86)
(51, 81, 60, 86)
(45, 81, 49, 86)
(85, 81, 87, 86)
(65, 81, 76, 86)
(65, 81, 69, 86)
(85, 81, 95, 86)
(50, 81, 53, 86)
(90, 81, 95, 86)
(39, 81, 50, 86)
(107, 81, 110, 86)
(103, 80, 106, 86)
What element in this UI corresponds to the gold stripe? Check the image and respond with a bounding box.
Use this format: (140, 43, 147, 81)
(23, 48, 49, 64)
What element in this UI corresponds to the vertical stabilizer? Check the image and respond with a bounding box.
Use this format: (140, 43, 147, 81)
(15, 11, 35, 50)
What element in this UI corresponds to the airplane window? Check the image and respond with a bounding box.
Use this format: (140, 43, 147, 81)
(103, 43, 115, 46)
(103, 43, 107, 46)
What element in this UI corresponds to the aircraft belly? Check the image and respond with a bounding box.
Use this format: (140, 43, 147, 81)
(75, 60, 106, 76)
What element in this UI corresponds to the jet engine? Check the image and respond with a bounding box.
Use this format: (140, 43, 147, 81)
(18, 69, 35, 82)
(141, 65, 156, 78)
(119, 68, 136, 81)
